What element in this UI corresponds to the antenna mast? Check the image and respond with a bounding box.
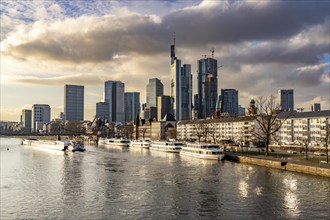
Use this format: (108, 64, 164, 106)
(210, 48, 214, 58)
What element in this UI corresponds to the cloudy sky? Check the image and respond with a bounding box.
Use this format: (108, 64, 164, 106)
(1, 0, 329, 121)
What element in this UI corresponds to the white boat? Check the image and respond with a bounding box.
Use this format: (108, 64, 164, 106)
(150, 141, 183, 153)
(98, 138, 130, 147)
(180, 142, 225, 160)
(130, 140, 151, 149)
(22, 138, 73, 151)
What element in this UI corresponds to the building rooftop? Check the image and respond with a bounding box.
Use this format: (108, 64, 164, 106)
(162, 113, 176, 122)
(278, 110, 330, 119)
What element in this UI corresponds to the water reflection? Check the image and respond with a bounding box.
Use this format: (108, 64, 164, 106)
(282, 177, 300, 218)
(239, 180, 249, 198)
(97, 145, 129, 153)
(1, 138, 329, 220)
(149, 150, 179, 161)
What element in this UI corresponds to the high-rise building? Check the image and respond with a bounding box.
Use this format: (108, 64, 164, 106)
(125, 92, 140, 122)
(64, 85, 84, 121)
(32, 104, 51, 132)
(170, 36, 192, 120)
(220, 89, 239, 116)
(96, 102, 109, 120)
(238, 105, 246, 116)
(278, 89, 294, 111)
(22, 109, 32, 131)
(312, 103, 321, 112)
(157, 95, 172, 121)
(146, 78, 163, 119)
(197, 57, 218, 119)
(146, 78, 163, 108)
(104, 80, 125, 123)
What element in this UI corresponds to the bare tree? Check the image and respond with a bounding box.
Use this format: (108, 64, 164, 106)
(253, 95, 288, 156)
(322, 123, 330, 163)
(194, 122, 204, 143)
(208, 123, 218, 144)
(297, 136, 309, 160)
(202, 123, 209, 143)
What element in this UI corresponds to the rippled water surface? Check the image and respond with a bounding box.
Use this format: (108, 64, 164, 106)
(1, 138, 329, 219)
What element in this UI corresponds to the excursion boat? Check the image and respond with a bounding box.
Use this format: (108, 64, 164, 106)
(98, 138, 130, 147)
(180, 142, 225, 160)
(21, 138, 85, 152)
(150, 141, 183, 153)
(130, 140, 151, 149)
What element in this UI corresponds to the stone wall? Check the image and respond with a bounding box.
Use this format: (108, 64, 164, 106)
(225, 154, 330, 178)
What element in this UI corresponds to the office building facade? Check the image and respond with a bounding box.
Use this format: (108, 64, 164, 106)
(170, 40, 192, 121)
(22, 109, 32, 131)
(104, 80, 125, 123)
(96, 102, 109, 121)
(220, 89, 239, 116)
(146, 78, 163, 108)
(157, 95, 172, 121)
(312, 103, 321, 112)
(32, 104, 51, 132)
(197, 57, 218, 119)
(278, 89, 294, 111)
(125, 92, 140, 122)
(64, 85, 84, 121)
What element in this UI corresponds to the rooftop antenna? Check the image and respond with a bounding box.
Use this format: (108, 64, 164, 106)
(210, 48, 215, 58)
(173, 32, 175, 47)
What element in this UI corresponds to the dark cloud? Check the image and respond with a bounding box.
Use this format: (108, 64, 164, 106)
(2, 1, 329, 64)
(164, 1, 329, 45)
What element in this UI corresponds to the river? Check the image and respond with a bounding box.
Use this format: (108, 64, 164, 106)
(1, 138, 329, 219)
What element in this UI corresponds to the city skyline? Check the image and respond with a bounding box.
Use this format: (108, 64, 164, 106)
(1, 0, 329, 121)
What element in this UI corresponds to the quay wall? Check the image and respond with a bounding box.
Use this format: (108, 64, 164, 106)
(225, 154, 330, 178)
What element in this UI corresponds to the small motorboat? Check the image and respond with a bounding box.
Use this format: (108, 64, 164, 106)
(72, 144, 86, 152)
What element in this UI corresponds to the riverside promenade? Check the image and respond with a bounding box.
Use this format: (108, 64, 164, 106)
(225, 152, 330, 178)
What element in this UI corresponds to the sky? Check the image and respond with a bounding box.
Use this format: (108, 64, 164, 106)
(1, 0, 329, 121)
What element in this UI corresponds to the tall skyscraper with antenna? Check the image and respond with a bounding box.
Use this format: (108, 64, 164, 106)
(170, 33, 192, 120)
(197, 49, 218, 119)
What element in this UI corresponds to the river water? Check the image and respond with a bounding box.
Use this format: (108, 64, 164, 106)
(1, 138, 329, 219)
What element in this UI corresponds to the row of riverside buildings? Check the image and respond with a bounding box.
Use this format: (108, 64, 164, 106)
(177, 110, 330, 148)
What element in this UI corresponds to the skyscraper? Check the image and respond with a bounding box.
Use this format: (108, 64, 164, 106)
(104, 80, 125, 123)
(96, 102, 109, 120)
(220, 89, 239, 116)
(157, 95, 172, 121)
(125, 92, 140, 122)
(32, 104, 51, 132)
(312, 103, 321, 112)
(170, 35, 192, 120)
(278, 89, 294, 111)
(22, 109, 32, 131)
(146, 78, 163, 108)
(64, 85, 84, 121)
(197, 57, 218, 119)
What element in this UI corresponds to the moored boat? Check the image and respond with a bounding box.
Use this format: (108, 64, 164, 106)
(98, 138, 130, 147)
(130, 140, 151, 149)
(180, 142, 224, 160)
(150, 141, 183, 153)
(22, 138, 73, 151)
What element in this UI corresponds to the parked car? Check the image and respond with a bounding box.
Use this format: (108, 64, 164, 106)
(314, 152, 326, 156)
(287, 150, 297, 154)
